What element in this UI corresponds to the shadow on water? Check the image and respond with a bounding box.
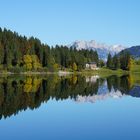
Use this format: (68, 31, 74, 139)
(0, 74, 139, 120)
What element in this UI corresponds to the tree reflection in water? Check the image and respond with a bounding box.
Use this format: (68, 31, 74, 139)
(0, 74, 139, 119)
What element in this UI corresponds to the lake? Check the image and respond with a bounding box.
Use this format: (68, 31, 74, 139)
(0, 74, 140, 140)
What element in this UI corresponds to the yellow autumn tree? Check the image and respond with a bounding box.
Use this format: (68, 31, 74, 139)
(71, 75, 78, 85)
(31, 55, 42, 70)
(24, 77, 33, 93)
(32, 77, 41, 92)
(72, 62, 78, 71)
(23, 77, 41, 93)
(128, 58, 133, 71)
(127, 75, 134, 89)
(23, 55, 42, 71)
(23, 55, 33, 70)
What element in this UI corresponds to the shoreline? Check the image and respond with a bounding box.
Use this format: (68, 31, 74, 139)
(0, 71, 74, 75)
(0, 70, 138, 76)
(0, 65, 140, 76)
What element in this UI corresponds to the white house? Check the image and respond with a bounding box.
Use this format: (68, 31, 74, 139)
(86, 62, 99, 70)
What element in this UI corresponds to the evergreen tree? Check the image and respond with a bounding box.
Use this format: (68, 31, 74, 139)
(0, 27, 99, 72)
(112, 54, 120, 70)
(107, 53, 112, 69)
(120, 51, 131, 70)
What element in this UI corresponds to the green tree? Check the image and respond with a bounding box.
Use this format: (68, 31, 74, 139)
(99, 59, 105, 67)
(119, 51, 131, 70)
(107, 53, 112, 69)
(0, 42, 4, 65)
(112, 54, 120, 70)
(0, 27, 99, 72)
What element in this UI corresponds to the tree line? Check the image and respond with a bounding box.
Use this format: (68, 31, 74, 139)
(107, 51, 132, 70)
(0, 28, 99, 72)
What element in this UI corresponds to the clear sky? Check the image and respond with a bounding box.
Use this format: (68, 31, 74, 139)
(0, 0, 139, 47)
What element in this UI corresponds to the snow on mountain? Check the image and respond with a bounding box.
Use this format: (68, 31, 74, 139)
(75, 81, 124, 103)
(69, 40, 126, 60)
(75, 91, 123, 103)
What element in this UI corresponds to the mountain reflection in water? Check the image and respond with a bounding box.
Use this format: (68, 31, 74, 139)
(0, 74, 139, 119)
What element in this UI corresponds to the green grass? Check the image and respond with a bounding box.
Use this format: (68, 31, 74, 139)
(130, 64, 140, 73)
(80, 67, 129, 77)
(0, 64, 139, 78)
(80, 64, 140, 77)
(130, 74, 140, 85)
(129, 65, 140, 85)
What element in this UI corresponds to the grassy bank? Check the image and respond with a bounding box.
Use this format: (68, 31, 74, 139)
(0, 65, 139, 77)
(130, 64, 140, 73)
(80, 64, 140, 76)
(79, 68, 128, 77)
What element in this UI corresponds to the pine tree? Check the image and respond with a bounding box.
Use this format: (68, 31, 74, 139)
(120, 51, 131, 70)
(0, 27, 99, 72)
(112, 54, 120, 70)
(107, 53, 112, 69)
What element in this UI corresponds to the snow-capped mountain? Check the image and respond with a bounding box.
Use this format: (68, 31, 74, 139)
(69, 40, 126, 60)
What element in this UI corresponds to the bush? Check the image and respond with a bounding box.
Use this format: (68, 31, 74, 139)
(8, 66, 22, 73)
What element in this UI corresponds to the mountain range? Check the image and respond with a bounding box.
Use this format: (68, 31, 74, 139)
(69, 40, 125, 60)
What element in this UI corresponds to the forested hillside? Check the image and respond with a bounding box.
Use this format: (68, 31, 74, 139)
(0, 28, 99, 72)
(119, 46, 140, 59)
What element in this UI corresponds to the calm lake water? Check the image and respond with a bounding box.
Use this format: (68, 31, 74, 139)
(0, 74, 140, 140)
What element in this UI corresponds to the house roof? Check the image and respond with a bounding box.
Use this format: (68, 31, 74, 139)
(87, 62, 97, 65)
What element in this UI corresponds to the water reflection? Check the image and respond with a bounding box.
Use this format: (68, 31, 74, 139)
(0, 74, 139, 119)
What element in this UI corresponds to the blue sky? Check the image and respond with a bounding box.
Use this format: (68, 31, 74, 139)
(0, 0, 139, 47)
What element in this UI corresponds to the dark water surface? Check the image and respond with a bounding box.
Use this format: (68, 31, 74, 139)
(0, 74, 140, 140)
